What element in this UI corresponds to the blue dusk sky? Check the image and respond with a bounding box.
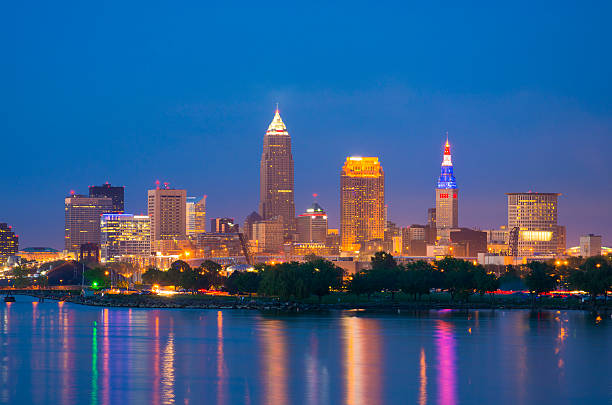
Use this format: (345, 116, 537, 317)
(2, 1, 611, 248)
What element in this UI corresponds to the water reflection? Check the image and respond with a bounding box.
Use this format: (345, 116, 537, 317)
(305, 333, 329, 405)
(260, 319, 288, 405)
(102, 308, 109, 405)
(419, 347, 427, 405)
(436, 320, 456, 405)
(343, 316, 382, 405)
(161, 331, 175, 404)
(153, 315, 160, 405)
(91, 321, 98, 405)
(216, 311, 226, 405)
(0, 300, 610, 404)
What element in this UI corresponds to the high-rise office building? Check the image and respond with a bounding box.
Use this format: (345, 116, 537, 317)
(194, 195, 207, 234)
(0, 223, 18, 261)
(186, 196, 207, 236)
(89, 183, 125, 213)
(436, 139, 458, 242)
(100, 214, 151, 261)
(259, 108, 295, 237)
(252, 216, 284, 253)
(210, 217, 239, 233)
(580, 234, 602, 257)
(340, 157, 385, 252)
(147, 188, 187, 241)
(296, 201, 328, 243)
(65, 195, 113, 254)
(244, 211, 263, 241)
(507, 192, 563, 256)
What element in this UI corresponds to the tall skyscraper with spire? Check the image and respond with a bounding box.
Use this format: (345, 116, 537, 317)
(435, 137, 458, 242)
(259, 107, 295, 237)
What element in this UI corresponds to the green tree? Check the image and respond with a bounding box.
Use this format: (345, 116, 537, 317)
(369, 252, 401, 300)
(346, 271, 371, 299)
(10, 266, 32, 288)
(568, 256, 612, 305)
(523, 261, 557, 307)
(436, 257, 476, 302)
(141, 267, 166, 285)
(474, 266, 500, 302)
(400, 261, 436, 300)
(84, 267, 110, 289)
(225, 271, 261, 296)
(198, 260, 225, 290)
(304, 259, 344, 303)
(498, 265, 524, 291)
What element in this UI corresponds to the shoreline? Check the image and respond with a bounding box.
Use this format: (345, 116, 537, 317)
(10, 291, 611, 313)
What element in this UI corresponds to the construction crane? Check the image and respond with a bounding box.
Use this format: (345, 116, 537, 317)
(238, 232, 253, 265)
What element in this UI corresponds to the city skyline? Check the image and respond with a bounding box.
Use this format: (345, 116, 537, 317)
(2, 113, 608, 249)
(3, 2, 611, 248)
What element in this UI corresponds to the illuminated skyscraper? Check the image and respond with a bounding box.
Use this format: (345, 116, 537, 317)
(259, 108, 295, 238)
(65, 195, 113, 254)
(89, 183, 125, 213)
(100, 214, 151, 261)
(147, 188, 186, 241)
(0, 223, 18, 262)
(507, 192, 563, 256)
(186, 195, 207, 236)
(435, 138, 458, 242)
(340, 157, 385, 252)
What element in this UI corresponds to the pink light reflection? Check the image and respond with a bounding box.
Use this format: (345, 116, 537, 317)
(436, 320, 456, 405)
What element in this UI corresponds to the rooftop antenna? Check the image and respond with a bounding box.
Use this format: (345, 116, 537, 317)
(275, 102, 279, 113)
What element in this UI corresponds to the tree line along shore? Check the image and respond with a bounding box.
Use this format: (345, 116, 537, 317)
(5, 253, 611, 313)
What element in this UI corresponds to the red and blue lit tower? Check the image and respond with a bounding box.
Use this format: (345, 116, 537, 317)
(435, 137, 458, 242)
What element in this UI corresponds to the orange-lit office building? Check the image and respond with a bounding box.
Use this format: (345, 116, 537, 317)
(340, 157, 385, 253)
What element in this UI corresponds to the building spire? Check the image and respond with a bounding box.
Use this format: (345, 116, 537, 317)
(267, 106, 287, 133)
(437, 134, 457, 189)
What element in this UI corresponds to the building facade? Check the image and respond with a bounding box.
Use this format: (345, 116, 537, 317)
(186, 195, 207, 236)
(580, 234, 602, 257)
(449, 228, 487, 258)
(89, 183, 125, 213)
(484, 226, 509, 254)
(147, 188, 187, 241)
(210, 217, 239, 233)
(100, 214, 151, 262)
(507, 192, 563, 256)
(243, 211, 263, 241)
(340, 157, 385, 252)
(435, 139, 458, 242)
(296, 202, 328, 243)
(196, 232, 243, 258)
(259, 108, 296, 237)
(0, 223, 18, 262)
(64, 195, 113, 254)
(252, 216, 284, 253)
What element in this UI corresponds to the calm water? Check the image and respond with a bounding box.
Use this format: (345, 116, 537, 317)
(0, 297, 610, 405)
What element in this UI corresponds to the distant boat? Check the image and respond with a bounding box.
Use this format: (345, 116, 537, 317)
(4, 294, 15, 303)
